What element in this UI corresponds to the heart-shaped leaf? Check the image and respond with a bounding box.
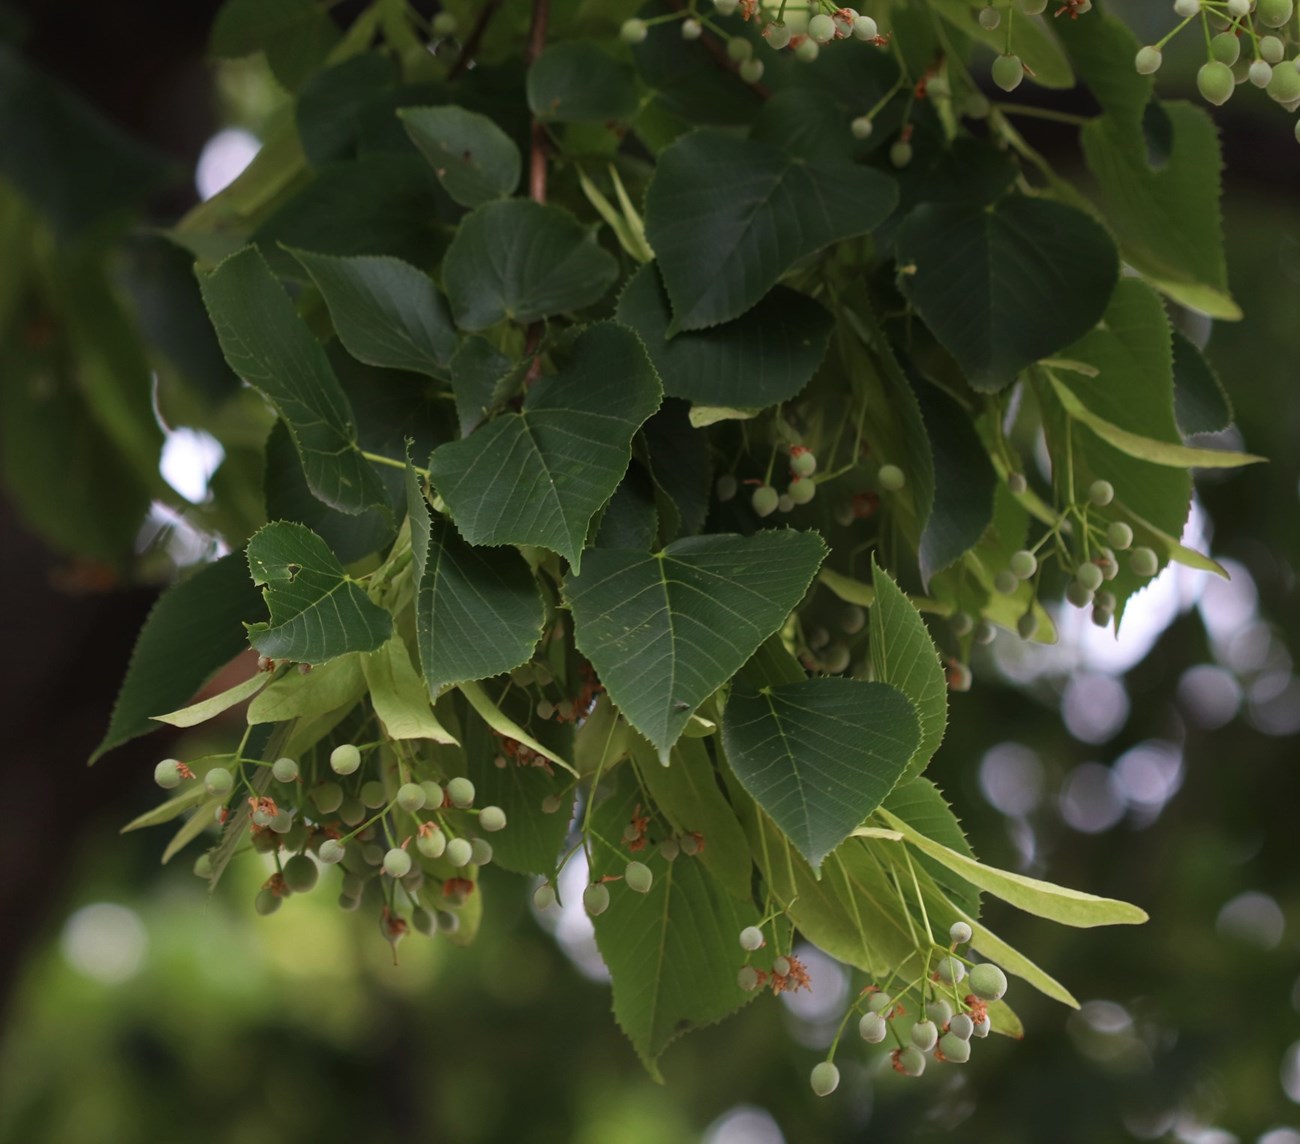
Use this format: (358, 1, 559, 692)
(441, 199, 619, 331)
(566, 530, 826, 754)
(429, 322, 662, 569)
(198, 246, 388, 514)
(406, 466, 544, 693)
(722, 677, 919, 868)
(399, 105, 521, 208)
(527, 41, 638, 123)
(644, 128, 897, 331)
(615, 263, 833, 409)
(289, 248, 458, 377)
(245, 520, 392, 663)
(895, 196, 1118, 393)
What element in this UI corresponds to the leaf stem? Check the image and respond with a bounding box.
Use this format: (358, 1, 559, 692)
(448, 0, 503, 80)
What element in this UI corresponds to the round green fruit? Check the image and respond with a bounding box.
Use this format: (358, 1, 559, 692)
(938, 1032, 971, 1063)
(479, 805, 507, 832)
(1197, 61, 1236, 106)
(810, 1061, 840, 1097)
(859, 1011, 888, 1043)
(431, 11, 458, 36)
(936, 956, 966, 984)
(1009, 550, 1038, 580)
(878, 463, 906, 491)
(447, 777, 475, 808)
(1130, 546, 1160, 577)
(927, 999, 954, 1025)
(1076, 562, 1105, 592)
(867, 990, 893, 1014)
(992, 54, 1024, 93)
(1210, 31, 1241, 66)
(312, 782, 344, 814)
(282, 854, 319, 893)
(1134, 46, 1162, 75)
(329, 744, 361, 775)
(739, 925, 765, 951)
(470, 838, 493, 866)
(752, 485, 779, 517)
(949, 920, 973, 945)
(994, 570, 1018, 596)
(1259, 0, 1295, 26)
(411, 908, 436, 936)
(1107, 521, 1134, 550)
(625, 861, 653, 893)
(948, 1012, 975, 1040)
(339, 798, 365, 827)
(1017, 612, 1039, 641)
(1087, 479, 1115, 507)
(271, 757, 299, 783)
(382, 848, 412, 879)
(619, 18, 647, 43)
(1007, 472, 1028, 495)
(969, 962, 1009, 1001)
(254, 888, 282, 916)
(738, 966, 760, 990)
(583, 882, 611, 917)
(204, 767, 234, 797)
(1065, 580, 1095, 609)
(787, 475, 816, 505)
(896, 1046, 927, 1076)
(319, 839, 346, 864)
(533, 883, 557, 911)
(716, 473, 738, 502)
(154, 759, 183, 789)
(396, 783, 426, 813)
(445, 837, 473, 867)
(911, 1019, 938, 1051)
(808, 13, 836, 42)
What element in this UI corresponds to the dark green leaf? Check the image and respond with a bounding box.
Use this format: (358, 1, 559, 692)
(0, 45, 174, 236)
(615, 263, 833, 408)
(449, 336, 523, 436)
(442, 199, 619, 330)
(296, 53, 398, 167)
(210, 0, 338, 91)
(567, 530, 826, 755)
(429, 322, 661, 568)
(290, 248, 458, 377)
(1081, 104, 1238, 320)
(91, 553, 263, 762)
(527, 41, 638, 123)
(896, 196, 1119, 392)
(593, 474, 659, 551)
(645, 129, 897, 331)
(198, 246, 388, 515)
(590, 768, 752, 1078)
(406, 471, 544, 694)
(869, 560, 948, 783)
(638, 399, 711, 540)
(399, 105, 522, 207)
(883, 777, 979, 919)
(245, 521, 392, 662)
(917, 382, 997, 584)
(1172, 329, 1232, 437)
(253, 156, 449, 274)
(722, 677, 919, 868)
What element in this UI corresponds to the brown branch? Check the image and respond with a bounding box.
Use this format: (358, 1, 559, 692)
(526, 0, 550, 205)
(447, 0, 503, 81)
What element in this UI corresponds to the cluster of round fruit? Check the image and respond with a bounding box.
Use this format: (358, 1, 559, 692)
(986, 0, 1093, 94)
(720, 444, 820, 518)
(1138, 0, 1300, 138)
(621, 1, 884, 73)
(157, 743, 508, 945)
(980, 478, 1161, 639)
(735, 925, 814, 993)
(810, 922, 1010, 1094)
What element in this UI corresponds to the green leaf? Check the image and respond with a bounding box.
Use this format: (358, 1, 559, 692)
(882, 777, 979, 920)
(198, 246, 388, 515)
(633, 737, 753, 901)
(869, 561, 948, 783)
(1081, 104, 1239, 320)
(644, 129, 897, 331)
(574, 694, 634, 778)
(246, 654, 366, 723)
(449, 336, 524, 437)
(916, 382, 997, 585)
(429, 322, 662, 569)
(289, 249, 458, 377)
(162, 799, 225, 865)
(879, 810, 1148, 927)
(590, 769, 752, 1079)
(459, 681, 576, 776)
(896, 196, 1118, 393)
(398, 105, 522, 208)
(210, 0, 338, 92)
(615, 264, 833, 408)
(362, 636, 458, 743)
(121, 785, 211, 833)
(567, 530, 827, 755)
(1048, 373, 1261, 469)
(1172, 330, 1232, 438)
(722, 677, 920, 868)
(244, 521, 392, 663)
(295, 53, 398, 167)
(153, 673, 269, 728)
(91, 553, 264, 763)
(457, 697, 570, 875)
(527, 42, 638, 123)
(638, 400, 711, 540)
(441, 199, 619, 331)
(411, 509, 544, 693)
